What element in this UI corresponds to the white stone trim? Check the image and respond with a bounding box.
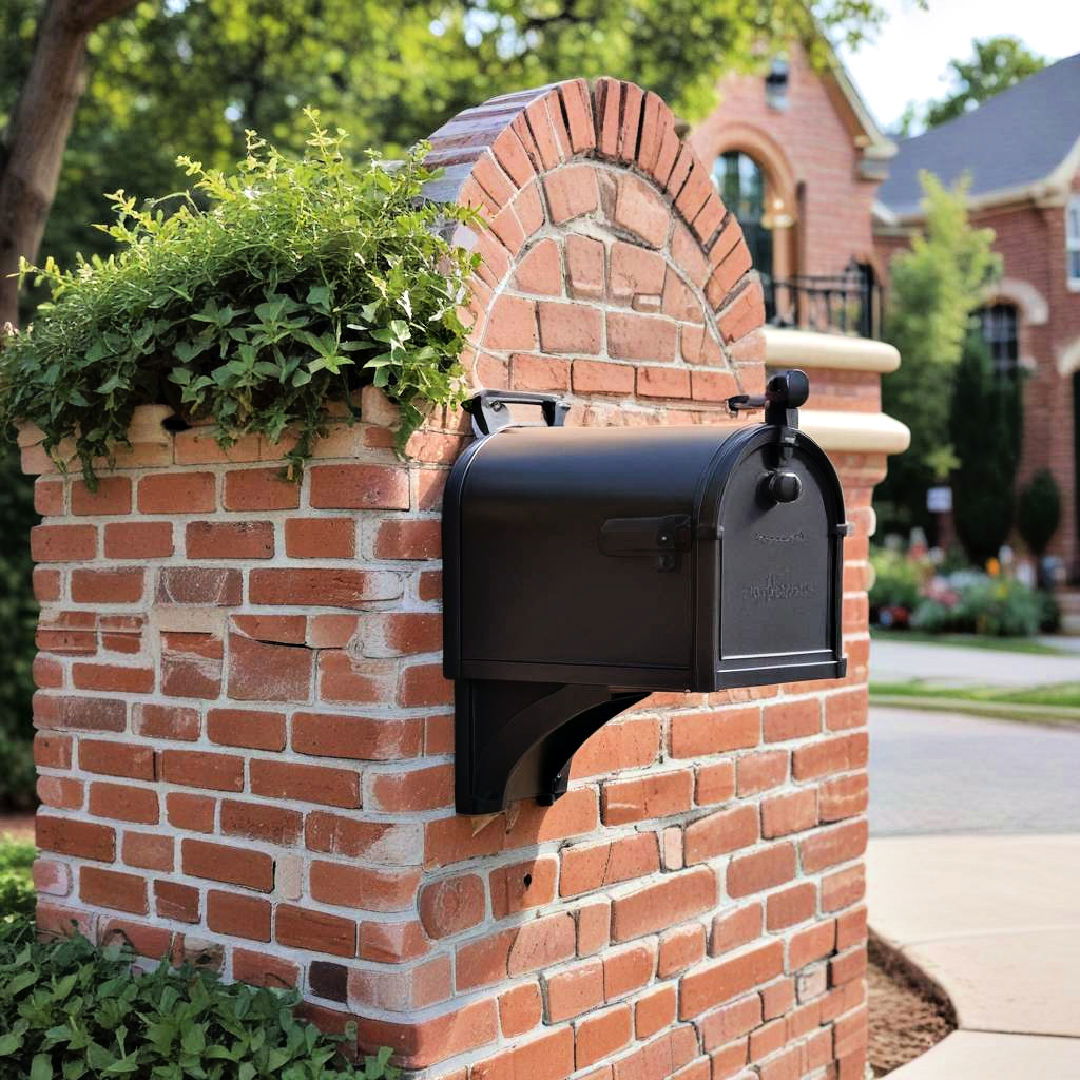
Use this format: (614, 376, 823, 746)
(986, 278, 1048, 326)
(801, 408, 911, 455)
(1058, 336, 1080, 377)
(764, 327, 901, 373)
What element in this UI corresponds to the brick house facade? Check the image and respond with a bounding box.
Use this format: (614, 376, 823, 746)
(21, 78, 909, 1079)
(694, 43, 1080, 576)
(687, 42, 895, 335)
(875, 54, 1080, 575)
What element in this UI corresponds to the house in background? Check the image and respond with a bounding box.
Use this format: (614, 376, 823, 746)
(691, 42, 1080, 582)
(688, 42, 895, 340)
(874, 53, 1080, 579)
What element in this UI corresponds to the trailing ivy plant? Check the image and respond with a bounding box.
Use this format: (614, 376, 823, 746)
(0, 113, 479, 481)
(0, 913, 398, 1079)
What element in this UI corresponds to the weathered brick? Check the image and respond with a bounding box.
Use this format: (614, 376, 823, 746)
(186, 520, 273, 559)
(138, 472, 215, 514)
(222, 467, 299, 511)
(611, 867, 716, 942)
(183, 839, 273, 891)
(248, 568, 401, 608)
(285, 517, 355, 559)
(250, 759, 360, 808)
(308, 465, 409, 510)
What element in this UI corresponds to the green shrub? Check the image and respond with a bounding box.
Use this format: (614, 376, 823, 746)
(909, 598, 951, 634)
(0, 116, 480, 481)
(1017, 468, 1061, 557)
(0, 835, 34, 920)
(949, 328, 1019, 566)
(869, 549, 925, 611)
(912, 576, 1043, 637)
(0, 912, 396, 1079)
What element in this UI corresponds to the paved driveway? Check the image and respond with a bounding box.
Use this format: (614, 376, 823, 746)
(868, 706, 1080, 1077)
(870, 638, 1080, 688)
(869, 706, 1080, 835)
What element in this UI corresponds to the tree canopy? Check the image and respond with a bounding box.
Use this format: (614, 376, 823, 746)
(4, 0, 883, 311)
(900, 35, 1047, 135)
(876, 172, 1001, 539)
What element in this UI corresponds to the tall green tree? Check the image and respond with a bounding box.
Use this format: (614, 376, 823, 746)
(949, 327, 1020, 566)
(876, 172, 1000, 540)
(900, 35, 1047, 135)
(0, 0, 140, 327)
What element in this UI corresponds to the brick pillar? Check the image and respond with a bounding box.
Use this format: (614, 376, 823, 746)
(24, 79, 896, 1080)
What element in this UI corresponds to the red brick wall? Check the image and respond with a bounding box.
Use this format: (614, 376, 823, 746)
(25, 79, 877, 1079)
(688, 44, 884, 279)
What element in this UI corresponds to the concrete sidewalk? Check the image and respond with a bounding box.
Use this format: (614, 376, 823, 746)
(868, 835, 1080, 1077)
(870, 637, 1080, 688)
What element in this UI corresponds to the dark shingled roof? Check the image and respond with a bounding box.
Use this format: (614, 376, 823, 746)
(878, 52, 1080, 216)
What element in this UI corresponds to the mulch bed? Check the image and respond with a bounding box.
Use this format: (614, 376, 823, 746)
(868, 933, 956, 1076)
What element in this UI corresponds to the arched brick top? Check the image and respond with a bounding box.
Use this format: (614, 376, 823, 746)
(424, 79, 767, 418)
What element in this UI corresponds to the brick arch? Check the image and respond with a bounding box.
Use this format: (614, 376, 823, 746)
(424, 78, 766, 415)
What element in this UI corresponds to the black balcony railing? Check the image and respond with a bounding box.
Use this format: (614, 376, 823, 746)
(763, 271, 883, 340)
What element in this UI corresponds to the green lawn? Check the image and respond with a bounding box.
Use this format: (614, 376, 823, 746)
(871, 628, 1068, 656)
(870, 680, 1080, 727)
(871, 679, 1080, 709)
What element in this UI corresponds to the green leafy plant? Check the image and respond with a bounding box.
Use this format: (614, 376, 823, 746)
(0, 114, 479, 481)
(869, 548, 926, 613)
(912, 576, 1043, 638)
(0, 912, 397, 1079)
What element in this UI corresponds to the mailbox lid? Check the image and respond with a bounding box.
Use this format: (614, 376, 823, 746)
(444, 424, 746, 685)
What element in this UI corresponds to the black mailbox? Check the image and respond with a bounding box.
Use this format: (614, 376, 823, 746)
(443, 371, 847, 814)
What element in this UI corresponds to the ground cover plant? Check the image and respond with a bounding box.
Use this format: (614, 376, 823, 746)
(0, 914, 397, 1079)
(0, 835, 397, 1077)
(0, 115, 479, 481)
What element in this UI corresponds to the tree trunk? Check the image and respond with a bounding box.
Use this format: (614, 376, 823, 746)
(0, 0, 138, 329)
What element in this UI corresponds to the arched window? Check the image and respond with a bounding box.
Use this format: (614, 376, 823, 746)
(712, 151, 772, 286)
(976, 303, 1020, 377)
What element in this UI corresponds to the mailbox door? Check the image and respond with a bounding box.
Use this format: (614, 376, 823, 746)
(693, 427, 847, 690)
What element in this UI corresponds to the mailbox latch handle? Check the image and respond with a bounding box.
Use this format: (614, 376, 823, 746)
(728, 368, 810, 429)
(599, 514, 692, 572)
(464, 390, 571, 438)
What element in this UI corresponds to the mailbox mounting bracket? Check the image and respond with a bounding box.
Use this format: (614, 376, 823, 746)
(455, 678, 647, 814)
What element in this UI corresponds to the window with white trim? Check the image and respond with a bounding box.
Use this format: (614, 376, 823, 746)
(1068, 195, 1080, 288)
(976, 303, 1019, 378)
